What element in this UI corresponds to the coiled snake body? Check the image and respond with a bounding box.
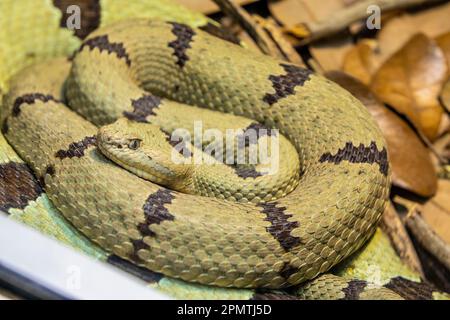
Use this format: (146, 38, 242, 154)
(3, 18, 389, 288)
(0, 0, 446, 300)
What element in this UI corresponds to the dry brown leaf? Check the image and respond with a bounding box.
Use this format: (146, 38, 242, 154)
(375, 2, 450, 69)
(421, 179, 450, 243)
(436, 32, 450, 76)
(342, 39, 378, 85)
(175, 0, 258, 14)
(268, 0, 346, 29)
(371, 33, 447, 141)
(327, 71, 437, 197)
(310, 34, 354, 72)
(441, 78, 450, 113)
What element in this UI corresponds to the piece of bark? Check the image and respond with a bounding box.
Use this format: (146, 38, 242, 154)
(410, 233, 450, 293)
(405, 207, 450, 271)
(381, 202, 425, 277)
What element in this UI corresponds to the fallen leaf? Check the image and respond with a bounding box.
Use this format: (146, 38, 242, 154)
(175, 0, 258, 14)
(310, 34, 354, 71)
(342, 39, 378, 85)
(371, 33, 448, 141)
(268, 0, 346, 29)
(436, 32, 450, 76)
(327, 71, 437, 197)
(440, 78, 450, 113)
(375, 2, 450, 69)
(421, 179, 450, 244)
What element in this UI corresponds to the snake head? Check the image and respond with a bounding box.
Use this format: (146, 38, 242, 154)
(97, 118, 192, 188)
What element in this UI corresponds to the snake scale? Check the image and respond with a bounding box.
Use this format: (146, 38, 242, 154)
(0, 0, 448, 300)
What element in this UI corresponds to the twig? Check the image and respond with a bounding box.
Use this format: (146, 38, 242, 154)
(416, 124, 449, 165)
(289, 0, 447, 44)
(405, 207, 450, 271)
(212, 0, 283, 59)
(253, 15, 305, 65)
(380, 202, 425, 277)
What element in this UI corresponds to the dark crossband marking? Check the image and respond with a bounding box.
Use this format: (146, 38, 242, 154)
(131, 189, 175, 261)
(123, 95, 162, 123)
(319, 141, 389, 176)
(384, 277, 435, 300)
(168, 22, 195, 68)
(107, 255, 163, 284)
(141, 189, 175, 235)
(341, 279, 367, 300)
(263, 64, 313, 106)
(79, 35, 131, 66)
(0, 162, 42, 212)
(229, 164, 263, 179)
(12, 93, 59, 117)
(2, 117, 8, 134)
(238, 122, 275, 147)
(229, 122, 274, 178)
(279, 263, 299, 280)
(198, 23, 240, 44)
(55, 136, 97, 159)
(260, 202, 300, 251)
(53, 0, 100, 39)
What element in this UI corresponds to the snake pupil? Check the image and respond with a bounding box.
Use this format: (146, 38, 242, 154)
(128, 139, 141, 150)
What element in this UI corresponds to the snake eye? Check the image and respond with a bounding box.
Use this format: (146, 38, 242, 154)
(128, 139, 141, 150)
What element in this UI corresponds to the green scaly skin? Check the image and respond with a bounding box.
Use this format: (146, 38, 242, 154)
(0, 0, 447, 300)
(5, 19, 390, 289)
